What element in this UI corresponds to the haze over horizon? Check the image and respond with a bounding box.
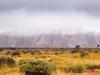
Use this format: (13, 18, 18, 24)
(0, 0, 100, 35)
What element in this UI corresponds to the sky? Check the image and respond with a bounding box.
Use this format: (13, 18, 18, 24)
(0, 0, 100, 35)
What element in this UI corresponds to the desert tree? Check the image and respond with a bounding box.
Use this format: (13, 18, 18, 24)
(97, 44, 100, 48)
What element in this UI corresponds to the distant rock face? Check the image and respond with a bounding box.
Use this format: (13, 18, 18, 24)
(0, 33, 100, 48)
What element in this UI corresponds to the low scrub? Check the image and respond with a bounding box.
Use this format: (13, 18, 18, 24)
(0, 57, 15, 67)
(86, 64, 100, 69)
(65, 65, 86, 73)
(19, 60, 56, 75)
(80, 51, 88, 58)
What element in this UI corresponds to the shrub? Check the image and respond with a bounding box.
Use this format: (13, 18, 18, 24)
(19, 60, 56, 75)
(86, 64, 100, 69)
(0, 57, 15, 67)
(70, 50, 79, 53)
(30, 52, 35, 55)
(6, 51, 20, 56)
(94, 50, 98, 53)
(65, 65, 86, 73)
(11, 51, 20, 56)
(80, 51, 88, 58)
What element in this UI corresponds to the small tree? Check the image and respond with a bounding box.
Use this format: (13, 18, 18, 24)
(75, 45, 81, 49)
(97, 44, 100, 48)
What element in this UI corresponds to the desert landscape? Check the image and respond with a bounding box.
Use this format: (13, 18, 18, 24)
(0, 0, 100, 75)
(0, 48, 100, 75)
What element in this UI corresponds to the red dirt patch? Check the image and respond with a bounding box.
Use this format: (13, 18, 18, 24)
(71, 72, 100, 75)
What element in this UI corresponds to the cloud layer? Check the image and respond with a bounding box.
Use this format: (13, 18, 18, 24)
(0, 0, 100, 15)
(0, 0, 100, 35)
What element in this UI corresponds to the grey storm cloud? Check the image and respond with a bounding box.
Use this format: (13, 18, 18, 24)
(0, 0, 100, 35)
(0, 0, 100, 15)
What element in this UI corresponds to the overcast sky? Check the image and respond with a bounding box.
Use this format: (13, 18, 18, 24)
(0, 0, 100, 35)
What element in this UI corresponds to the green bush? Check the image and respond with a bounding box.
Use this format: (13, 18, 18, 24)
(0, 57, 15, 67)
(65, 65, 86, 73)
(19, 60, 56, 75)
